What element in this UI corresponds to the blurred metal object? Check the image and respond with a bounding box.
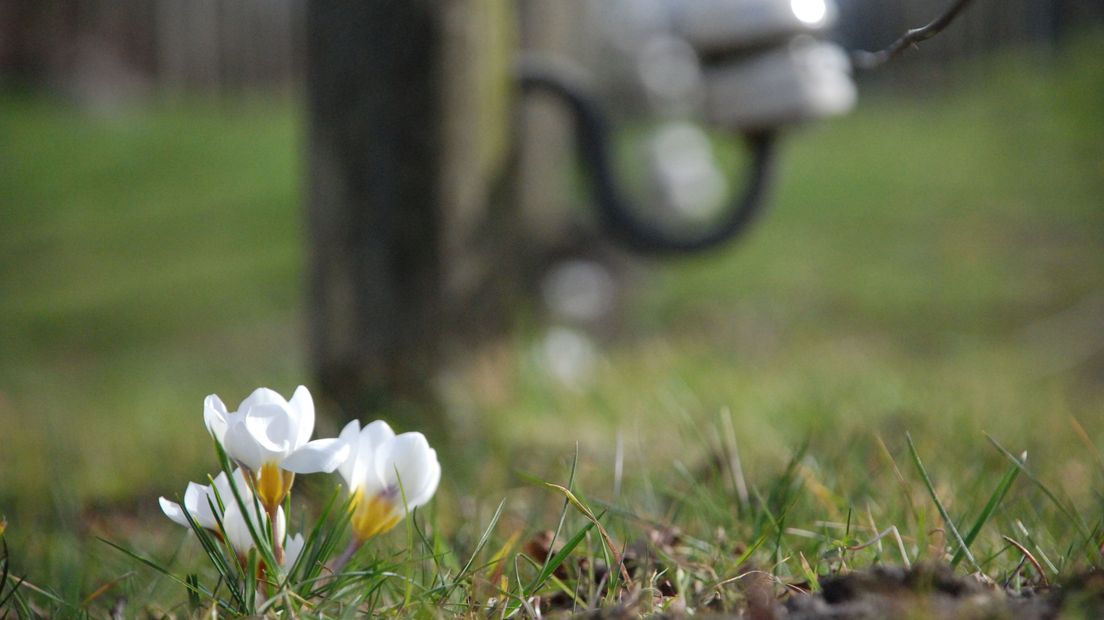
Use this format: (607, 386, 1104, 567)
(518, 54, 777, 255)
(673, 0, 838, 53)
(703, 37, 856, 131)
(636, 34, 704, 115)
(516, 0, 859, 254)
(666, 0, 857, 130)
(850, 0, 978, 70)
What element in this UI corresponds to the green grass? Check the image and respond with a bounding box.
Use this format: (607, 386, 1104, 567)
(1, 34, 1103, 616)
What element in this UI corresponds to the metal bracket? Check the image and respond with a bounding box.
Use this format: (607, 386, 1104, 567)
(517, 55, 778, 256)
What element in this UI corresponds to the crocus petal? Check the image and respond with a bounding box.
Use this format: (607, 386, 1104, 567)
(336, 420, 362, 488)
(275, 506, 286, 543)
(282, 438, 350, 474)
(408, 456, 441, 508)
(210, 471, 233, 504)
(224, 420, 266, 471)
(354, 421, 395, 493)
(159, 497, 190, 528)
(204, 394, 230, 443)
(362, 420, 396, 450)
(377, 432, 438, 509)
(211, 469, 255, 509)
(241, 404, 294, 462)
(183, 482, 218, 530)
(284, 533, 305, 568)
(221, 503, 257, 555)
(221, 489, 270, 556)
(289, 385, 315, 450)
(181, 482, 203, 512)
(230, 468, 252, 492)
(338, 420, 360, 441)
(238, 387, 288, 412)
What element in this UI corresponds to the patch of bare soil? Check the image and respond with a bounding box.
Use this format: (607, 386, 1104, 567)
(585, 564, 1104, 619)
(781, 564, 1067, 619)
(783, 565, 1104, 619)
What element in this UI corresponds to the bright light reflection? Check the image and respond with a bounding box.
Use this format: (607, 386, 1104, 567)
(791, 0, 827, 25)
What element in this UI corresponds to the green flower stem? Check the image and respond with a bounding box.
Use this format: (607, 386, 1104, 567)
(330, 539, 362, 575)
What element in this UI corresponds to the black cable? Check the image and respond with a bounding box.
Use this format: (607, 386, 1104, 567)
(517, 56, 778, 255)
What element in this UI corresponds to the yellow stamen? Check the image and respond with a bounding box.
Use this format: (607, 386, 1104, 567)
(256, 462, 295, 513)
(350, 490, 403, 541)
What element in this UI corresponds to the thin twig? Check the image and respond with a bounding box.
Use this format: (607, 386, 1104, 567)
(1001, 536, 1050, 587)
(852, 0, 979, 70)
(845, 526, 899, 552)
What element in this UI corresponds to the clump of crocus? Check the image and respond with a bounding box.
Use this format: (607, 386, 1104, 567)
(337, 420, 441, 542)
(158, 383, 441, 601)
(204, 386, 349, 515)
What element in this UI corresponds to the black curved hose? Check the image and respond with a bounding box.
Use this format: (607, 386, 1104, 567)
(517, 56, 778, 255)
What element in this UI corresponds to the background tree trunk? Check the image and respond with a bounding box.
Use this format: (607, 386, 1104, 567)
(305, 0, 513, 423)
(305, 1, 444, 420)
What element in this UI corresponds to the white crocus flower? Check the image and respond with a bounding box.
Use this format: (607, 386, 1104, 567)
(222, 501, 305, 568)
(337, 420, 441, 541)
(204, 386, 349, 513)
(160, 469, 279, 556)
(161, 468, 303, 568)
(220, 492, 280, 557)
(159, 470, 234, 531)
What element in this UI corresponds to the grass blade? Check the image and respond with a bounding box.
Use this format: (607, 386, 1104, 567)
(0, 536, 14, 610)
(99, 538, 226, 609)
(950, 454, 1022, 567)
(460, 499, 506, 580)
(195, 497, 247, 607)
(906, 433, 980, 571)
(985, 433, 1092, 543)
(213, 442, 280, 572)
(538, 443, 581, 581)
(527, 519, 596, 598)
(544, 484, 631, 587)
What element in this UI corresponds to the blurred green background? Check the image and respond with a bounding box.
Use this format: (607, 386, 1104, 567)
(0, 11, 1102, 606)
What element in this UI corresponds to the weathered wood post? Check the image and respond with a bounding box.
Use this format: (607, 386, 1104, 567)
(305, 0, 512, 422)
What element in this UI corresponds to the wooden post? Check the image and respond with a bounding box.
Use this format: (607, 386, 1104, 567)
(305, 0, 513, 422)
(515, 0, 587, 250)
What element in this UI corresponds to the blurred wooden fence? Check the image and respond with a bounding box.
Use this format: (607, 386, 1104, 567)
(0, 0, 303, 95)
(1, 0, 1101, 97)
(153, 0, 302, 93)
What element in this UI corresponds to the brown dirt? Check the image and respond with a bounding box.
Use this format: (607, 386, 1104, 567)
(583, 564, 1104, 619)
(781, 563, 1064, 619)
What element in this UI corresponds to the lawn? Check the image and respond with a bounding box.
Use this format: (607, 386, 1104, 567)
(1, 34, 1102, 616)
